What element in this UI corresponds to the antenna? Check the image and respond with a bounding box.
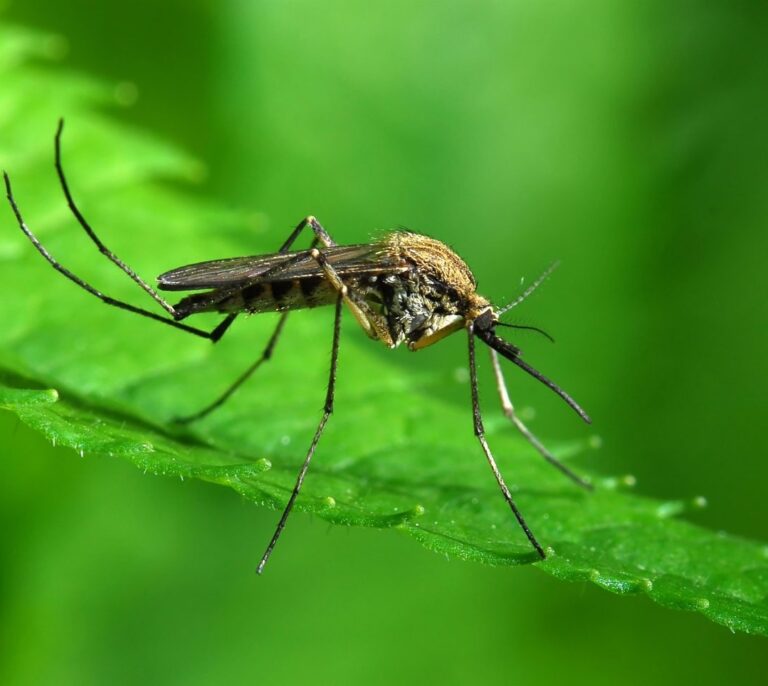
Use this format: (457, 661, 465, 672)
(498, 261, 559, 315)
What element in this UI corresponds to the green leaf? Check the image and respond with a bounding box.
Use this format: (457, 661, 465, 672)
(1, 25, 766, 637)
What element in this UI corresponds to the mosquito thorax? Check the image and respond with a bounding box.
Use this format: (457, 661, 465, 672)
(367, 232, 491, 350)
(384, 232, 477, 292)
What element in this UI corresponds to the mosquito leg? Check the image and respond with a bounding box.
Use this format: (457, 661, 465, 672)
(257, 294, 343, 575)
(489, 348, 592, 490)
(174, 311, 290, 423)
(4, 171, 237, 341)
(278, 215, 337, 252)
(467, 323, 546, 560)
(54, 119, 181, 317)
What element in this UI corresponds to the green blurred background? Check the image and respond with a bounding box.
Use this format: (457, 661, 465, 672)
(1, 1, 767, 684)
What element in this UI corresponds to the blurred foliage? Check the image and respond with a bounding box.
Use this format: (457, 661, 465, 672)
(1, 1, 767, 685)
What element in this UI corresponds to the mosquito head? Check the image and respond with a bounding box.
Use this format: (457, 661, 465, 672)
(471, 308, 591, 424)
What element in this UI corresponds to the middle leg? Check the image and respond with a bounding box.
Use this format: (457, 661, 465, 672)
(256, 294, 343, 574)
(174, 311, 290, 423)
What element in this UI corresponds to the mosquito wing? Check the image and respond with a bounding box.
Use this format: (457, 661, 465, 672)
(157, 242, 407, 291)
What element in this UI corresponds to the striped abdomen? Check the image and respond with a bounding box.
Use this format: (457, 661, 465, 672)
(173, 276, 337, 318)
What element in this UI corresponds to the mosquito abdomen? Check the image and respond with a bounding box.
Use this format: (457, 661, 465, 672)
(173, 277, 337, 318)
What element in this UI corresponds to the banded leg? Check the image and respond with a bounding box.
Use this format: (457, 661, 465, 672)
(3, 171, 236, 341)
(467, 322, 546, 559)
(489, 348, 591, 490)
(257, 294, 343, 574)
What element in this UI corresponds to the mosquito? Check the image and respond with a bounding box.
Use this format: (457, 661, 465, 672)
(3, 120, 592, 573)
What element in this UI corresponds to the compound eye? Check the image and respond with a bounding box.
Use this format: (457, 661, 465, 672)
(474, 309, 495, 331)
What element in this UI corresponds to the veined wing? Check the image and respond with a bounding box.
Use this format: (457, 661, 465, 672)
(157, 243, 407, 291)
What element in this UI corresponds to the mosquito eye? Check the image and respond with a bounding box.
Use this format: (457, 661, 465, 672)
(474, 309, 494, 331)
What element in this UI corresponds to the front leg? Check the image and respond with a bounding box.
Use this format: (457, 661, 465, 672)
(467, 322, 546, 559)
(489, 348, 591, 490)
